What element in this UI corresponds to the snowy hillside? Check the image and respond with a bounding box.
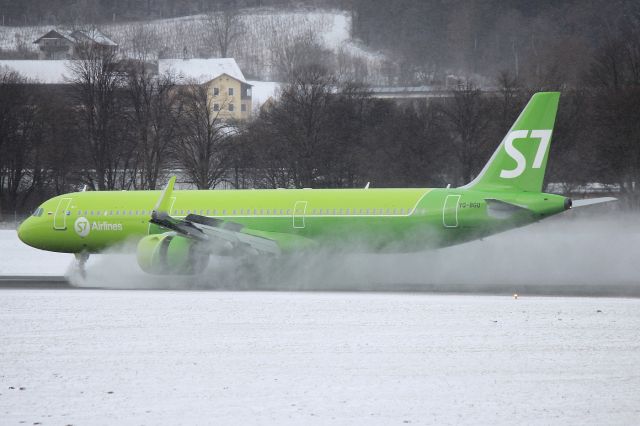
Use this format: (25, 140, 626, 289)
(0, 9, 386, 82)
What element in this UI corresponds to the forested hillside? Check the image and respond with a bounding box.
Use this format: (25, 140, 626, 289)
(1, 0, 637, 86)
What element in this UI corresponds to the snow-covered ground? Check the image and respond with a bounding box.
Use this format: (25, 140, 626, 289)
(0, 229, 68, 276)
(1, 290, 639, 425)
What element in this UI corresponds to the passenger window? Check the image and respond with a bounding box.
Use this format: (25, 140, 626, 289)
(233, 210, 237, 215)
(346, 208, 350, 214)
(280, 209, 284, 215)
(254, 209, 258, 215)
(222, 210, 226, 215)
(206, 210, 210, 215)
(109, 210, 113, 215)
(97, 211, 101, 216)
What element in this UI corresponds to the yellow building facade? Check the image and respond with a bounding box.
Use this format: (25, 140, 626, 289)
(206, 73, 252, 121)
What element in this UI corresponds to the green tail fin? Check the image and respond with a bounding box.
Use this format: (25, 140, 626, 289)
(463, 92, 560, 193)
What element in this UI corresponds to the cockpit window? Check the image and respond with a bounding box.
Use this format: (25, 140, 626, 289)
(31, 207, 44, 217)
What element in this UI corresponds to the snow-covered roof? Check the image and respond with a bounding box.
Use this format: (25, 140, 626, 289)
(33, 28, 117, 47)
(72, 29, 118, 47)
(247, 80, 280, 108)
(0, 60, 71, 84)
(159, 58, 246, 84)
(33, 29, 76, 44)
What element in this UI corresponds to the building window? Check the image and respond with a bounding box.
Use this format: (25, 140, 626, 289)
(228, 87, 234, 96)
(213, 104, 220, 111)
(228, 103, 234, 112)
(241, 103, 247, 112)
(246, 88, 252, 97)
(214, 87, 219, 96)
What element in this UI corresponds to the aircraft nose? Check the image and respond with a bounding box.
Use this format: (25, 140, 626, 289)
(17, 219, 35, 247)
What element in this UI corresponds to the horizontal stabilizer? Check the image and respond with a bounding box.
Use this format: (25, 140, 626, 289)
(572, 197, 617, 208)
(485, 198, 529, 219)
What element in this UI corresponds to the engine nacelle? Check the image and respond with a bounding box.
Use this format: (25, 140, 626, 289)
(137, 233, 209, 275)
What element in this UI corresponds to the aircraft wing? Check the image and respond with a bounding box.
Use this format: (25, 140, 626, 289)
(571, 197, 617, 208)
(149, 177, 281, 255)
(185, 213, 281, 254)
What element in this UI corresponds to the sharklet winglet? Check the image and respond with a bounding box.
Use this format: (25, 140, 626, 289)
(153, 176, 176, 218)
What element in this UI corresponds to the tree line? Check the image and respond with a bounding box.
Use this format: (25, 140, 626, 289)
(1, 14, 639, 219)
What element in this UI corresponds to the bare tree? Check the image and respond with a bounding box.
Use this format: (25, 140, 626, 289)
(175, 83, 235, 189)
(126, 66, 182, 190)
(0, 70, 38, 215)
(123, 24, 160, 62)
(442, 82, 495, 185)
(203, 6, 244, 58)
(587, 16, 640, 208)
(67, 41, 127, 190)
(270, 31, 333, 81)
(250, 65, 336, 188)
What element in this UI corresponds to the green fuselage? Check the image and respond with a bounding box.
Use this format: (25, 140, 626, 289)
(18, 187, 569, 255)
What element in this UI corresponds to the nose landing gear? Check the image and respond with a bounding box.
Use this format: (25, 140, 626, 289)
(74, 251, 90, 279)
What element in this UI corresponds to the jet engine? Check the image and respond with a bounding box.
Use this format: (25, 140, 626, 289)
(137, 233, 209, 275)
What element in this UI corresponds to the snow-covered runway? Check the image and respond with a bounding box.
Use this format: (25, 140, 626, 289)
(1, 290, 639, 425)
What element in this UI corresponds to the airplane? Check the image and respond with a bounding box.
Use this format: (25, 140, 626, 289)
(17, 92, 616, 276)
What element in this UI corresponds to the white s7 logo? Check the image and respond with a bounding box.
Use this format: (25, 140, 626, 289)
(500, 129, 552, 179)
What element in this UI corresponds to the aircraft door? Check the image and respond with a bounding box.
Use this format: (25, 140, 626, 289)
(442, 195, 461, 228)
(53, 197, 72, 230)
(293, 201, 308, 229)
